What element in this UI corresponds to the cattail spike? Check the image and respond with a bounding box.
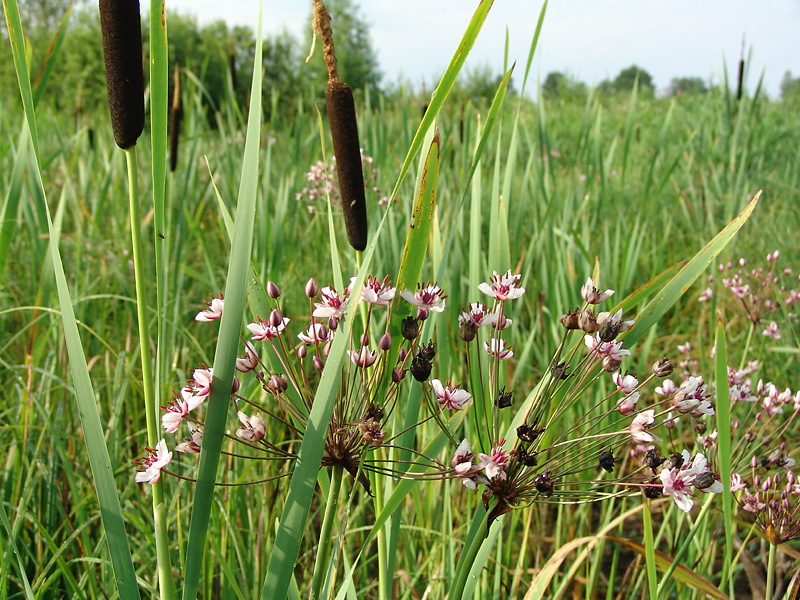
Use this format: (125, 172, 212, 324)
(169, 63, 182, 172)
(99, 0, 144, 149)
(327, 81, 367, 250)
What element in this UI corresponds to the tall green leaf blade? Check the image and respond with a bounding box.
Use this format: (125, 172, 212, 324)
(623, 191, 760, 347)
(2, 1, 140, 597)
(181, 8, 264, 600)
(388, 0, 493, 202)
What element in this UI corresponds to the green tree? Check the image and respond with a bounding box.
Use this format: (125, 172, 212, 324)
(612, 64, 655, 94)
(542, 71, 587, 101)
(780, 71, 800, 103)
(667, 76, 707, 96)
(304, 0, 381, 93)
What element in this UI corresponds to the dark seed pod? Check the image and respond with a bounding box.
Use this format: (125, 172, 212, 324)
(410, 355, 432, 382)
(327, 81, 367, 251)
(644, 479, 663, 499)
(599, 450, 616, 472)
(99, 0, 144, 149)
(517, 423, 545, 444)
(495, 387, 513, 409)
(517, 447, 537, 467)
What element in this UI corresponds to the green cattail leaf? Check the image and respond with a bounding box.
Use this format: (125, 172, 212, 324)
(181, 6, 264, 600)
(99, 0, 144, 149)
(31, 0, 72, 107)
(3, 0, 141, 597)
(327, 81, 367, 251)
(622, 191, 760, 348)
(388, 0, 493, 203)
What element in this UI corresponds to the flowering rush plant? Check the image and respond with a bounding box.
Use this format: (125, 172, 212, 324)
(138, 270, 727, 527)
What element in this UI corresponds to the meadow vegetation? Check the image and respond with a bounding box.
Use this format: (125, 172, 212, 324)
(1, 1, 799, 599)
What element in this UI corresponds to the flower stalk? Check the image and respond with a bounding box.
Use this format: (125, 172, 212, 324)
(310, 465, 345, 600)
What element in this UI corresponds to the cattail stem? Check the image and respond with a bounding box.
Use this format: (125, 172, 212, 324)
(124, 148, 172, 600)
(99, 0, 144, 149)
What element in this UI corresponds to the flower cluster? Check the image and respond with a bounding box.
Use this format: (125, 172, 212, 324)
(296, 150, 388, 213)
(700, 251, 800, 339)
(445, 275, 724, 521)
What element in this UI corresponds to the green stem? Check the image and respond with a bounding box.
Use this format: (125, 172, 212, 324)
(765, 542, 777, 600)
(657, 493, 714, 595)
(450, 508, 490, 600)
(309, 465, 344, 600)
(737, 321, 755, 371)
(125, 147, 174, 600)
(642, 497, 658, 600)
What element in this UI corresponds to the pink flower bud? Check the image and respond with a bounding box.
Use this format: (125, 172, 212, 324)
(267, 281, 281, 298)
(380, 333, 392, 351)
(305, 278, 318, 297)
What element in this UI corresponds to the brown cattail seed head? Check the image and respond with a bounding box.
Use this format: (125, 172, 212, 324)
(99, 0, 144, 149)
(327, 81, 368, 251)
(169, 63, 182, 171)
(652, 357, 674, 377)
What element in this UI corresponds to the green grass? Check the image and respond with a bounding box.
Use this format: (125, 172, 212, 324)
(2, 4, 799, 599)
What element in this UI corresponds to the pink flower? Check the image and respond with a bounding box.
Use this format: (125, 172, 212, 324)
(297, 323, 329, 345)
(763, 321, 781, 339)
(484, 338, 513, 360)
(584, 335, 631, 361)
(247, 314, 289, 341)
(698, 287, 713, 302)
(236, 411, 266, 442)
(629, 410, 660, 443)
(461, 303, 496, 328)
(431, 379, 471, 411)
(348, 346, 378, 368)
(189, 368, 213, 397)
(730, 473, 747, 492)
(612, 371, 639, 394)
(175, 427, 203, 454)
(235, 342, 259, 373)
(580, 277, 614, 304)
(400, 282, 447, 313)
(312, 285, 349, 320)
(659, 451, 721, 512)
(478, 443, 510, 480)
(741, 490, 765, 513)
(161, 397, 191, 434)
(451, 439, 488, 490)
(135, 439, 173, 484)
(195, 295, 224, 321)
(357, 275, 396, 306)
(478, 270, 525, 301)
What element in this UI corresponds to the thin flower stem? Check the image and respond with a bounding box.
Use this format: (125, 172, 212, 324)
(125, 148, 174, 600)
(765, 541, 777, 600)
(310, 465, 344, 600)
(738, 321, 755, 371)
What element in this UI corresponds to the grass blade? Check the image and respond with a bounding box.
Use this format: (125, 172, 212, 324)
(181, 7, 264, 599)
(3, 1, 141, 597)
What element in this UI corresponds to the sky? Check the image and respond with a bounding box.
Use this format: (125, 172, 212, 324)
(163, 0, 800, 99)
